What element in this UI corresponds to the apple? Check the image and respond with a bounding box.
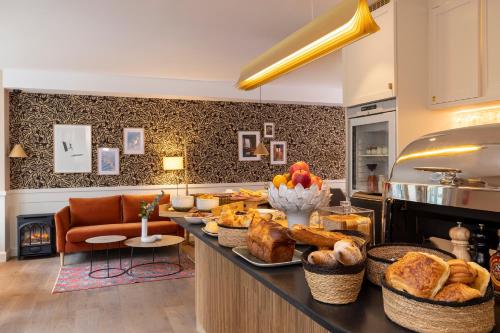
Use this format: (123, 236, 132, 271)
(291, 170, 312, 188)
(310, 175, 323, 190)
(289, 161, 310, 176)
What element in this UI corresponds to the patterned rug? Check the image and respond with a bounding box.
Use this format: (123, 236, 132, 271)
(52, 253, 194, 293)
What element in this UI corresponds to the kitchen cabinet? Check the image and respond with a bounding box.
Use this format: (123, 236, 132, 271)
(484, 0, 500, 99)
(429, 0, 481, 106)
(342, 1, 395, 107)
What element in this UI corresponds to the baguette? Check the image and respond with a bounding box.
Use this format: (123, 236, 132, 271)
(289, 225, 351, 247)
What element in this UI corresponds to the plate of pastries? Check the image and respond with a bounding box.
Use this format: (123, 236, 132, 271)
(384, 252, 490, 302)
(229, 188, 268, 202)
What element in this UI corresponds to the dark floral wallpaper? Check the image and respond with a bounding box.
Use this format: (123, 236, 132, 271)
(9, 92, 345, 189)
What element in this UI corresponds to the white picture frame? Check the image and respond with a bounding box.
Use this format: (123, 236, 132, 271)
(53, 124, 92, 173)
(124, 128, 145, 155)
(97, 148, 120, 175)
(270, 141, 287, 165)
(238, 131, 261, 161)
(264, 122, 275, 138)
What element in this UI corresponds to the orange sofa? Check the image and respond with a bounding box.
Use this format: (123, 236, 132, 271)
(55, 194, 183, 265)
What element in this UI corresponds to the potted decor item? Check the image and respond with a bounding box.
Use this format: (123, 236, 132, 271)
(139, 191, 164, 242)
(268, 161, 330, 228)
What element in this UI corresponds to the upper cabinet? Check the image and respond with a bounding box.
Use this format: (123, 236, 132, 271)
(429, 0, 500, 109)
(342, 1, 395, 107)
(429, 0, 480, 106)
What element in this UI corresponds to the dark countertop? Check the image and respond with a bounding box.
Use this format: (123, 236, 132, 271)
(174, 218, 499, 333)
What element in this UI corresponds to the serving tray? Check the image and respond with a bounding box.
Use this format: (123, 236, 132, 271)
(201, 227, 218, 237)
(232, 246, 302, 267)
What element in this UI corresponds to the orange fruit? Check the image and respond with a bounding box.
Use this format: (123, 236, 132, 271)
(286, 180, 294, 189)
(273, 174, 287, 189)
(284, 172, 291, 181)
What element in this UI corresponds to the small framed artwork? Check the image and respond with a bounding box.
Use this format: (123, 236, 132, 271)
(124, 128, 144, 155)
(97, 148, 120, 175)
(264, 122, 275, 138)
(54, 124, 92, 173)
(238, 131, 261, 161)
(270, 141, 287, 165)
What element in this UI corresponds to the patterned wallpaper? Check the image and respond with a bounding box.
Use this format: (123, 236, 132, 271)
(9, 92, 345, 189)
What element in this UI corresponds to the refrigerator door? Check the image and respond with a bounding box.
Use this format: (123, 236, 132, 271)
(348, 111, 396, 196)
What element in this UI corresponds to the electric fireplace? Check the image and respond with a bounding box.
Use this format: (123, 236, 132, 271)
(17, 213, 55, 259)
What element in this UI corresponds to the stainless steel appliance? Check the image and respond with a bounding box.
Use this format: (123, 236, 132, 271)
(382, 124, 500, 253)
(347, 98, 396, 197)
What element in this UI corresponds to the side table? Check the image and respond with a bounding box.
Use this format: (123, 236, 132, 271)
(85, 235, 127, 279)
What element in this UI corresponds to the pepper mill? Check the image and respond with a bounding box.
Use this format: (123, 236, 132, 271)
(473, 223, 491, 269)
(449, 222, 471, 261)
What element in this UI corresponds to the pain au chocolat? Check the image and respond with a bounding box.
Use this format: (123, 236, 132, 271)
(434, 282, 482, 302)
(385, 252, 450, 298)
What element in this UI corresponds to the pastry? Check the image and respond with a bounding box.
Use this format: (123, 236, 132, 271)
(205, 221, 218, 234)
(446, 259, 477, 284)
(467, 262, 490, 296)
(333, 239, 363, 266)
(289, 225, 352, 247)
(434, 282, 482, 302)
(308, 250, 337, 266)
(247, 219, 296, 263)
(385, 252, 450, 298)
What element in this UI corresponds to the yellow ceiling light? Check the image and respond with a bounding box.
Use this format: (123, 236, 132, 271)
(397, 145, 483, 163)
(237, 0, 379, 90)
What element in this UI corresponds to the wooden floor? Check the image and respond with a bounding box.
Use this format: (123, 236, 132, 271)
(0, 245, 196, 333)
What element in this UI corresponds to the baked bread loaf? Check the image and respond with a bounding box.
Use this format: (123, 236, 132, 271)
(247, 219, 296, 263)
(333, 239, 363, 266)
(467, 262, 490, 296)
(434, 282, 482, 302)
(289, 225, 351, 247)
(308, 250, 337, 266)
(447, 259, 477, 284)
(385, 252, 450, 298)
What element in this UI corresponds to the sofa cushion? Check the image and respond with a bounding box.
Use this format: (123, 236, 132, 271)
(122, 194, 170, 223)
(70, 195, 122, 227)
(66, 221, 179, 243)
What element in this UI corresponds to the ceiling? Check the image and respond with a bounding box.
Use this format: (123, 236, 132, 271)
(0, 0, 343, 89)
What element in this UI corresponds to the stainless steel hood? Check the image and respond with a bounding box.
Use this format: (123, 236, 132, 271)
(386, 123, 500, 213)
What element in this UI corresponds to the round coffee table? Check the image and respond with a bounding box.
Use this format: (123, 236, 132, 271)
(124, 235, 184, 278)
(85, 235, 127, 279)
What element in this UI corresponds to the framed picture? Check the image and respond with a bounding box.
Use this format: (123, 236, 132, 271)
(97, 148, 120, 175)
(264, 122, 275, 138)
(53, 124, 92, 173)
(270, 141, 287, 165)
(124, 128, 144, 155)
(238, 131, 261, 161)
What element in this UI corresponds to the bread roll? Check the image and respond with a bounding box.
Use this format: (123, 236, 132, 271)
(308, 250, 337, 266)
(333, 239, 363, 266)
(467, 262, 490, 296)
(434, 282, 482, 302)
(447, 259, 477, 284)
(205, 221, 218, 233)
(385, 252, 450, 299)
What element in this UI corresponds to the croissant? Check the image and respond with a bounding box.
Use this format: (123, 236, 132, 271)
(434, 282, 482, 302)
(467, 262, 490, 296)
(447, 259, 477, 284)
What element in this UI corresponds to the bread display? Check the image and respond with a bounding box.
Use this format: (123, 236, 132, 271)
(447, 259, 477, 284)
(307, 250, 338, 266)
(333, 239, 363, 266)
(247, 219, 296, 263)
(289, 225, 352, 248)
(467, 261, 490, 296)
(385, 252, 450, 298)
(433, 282, 482, 302)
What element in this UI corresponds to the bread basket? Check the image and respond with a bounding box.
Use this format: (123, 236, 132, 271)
(217, 224, 248, 248)
(367, 243, 455, 286)
(301, 230, 367, 305)
(381, 277, 495, 333)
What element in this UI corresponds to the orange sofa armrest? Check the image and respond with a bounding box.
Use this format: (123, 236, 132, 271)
(55, 206, 71, 253)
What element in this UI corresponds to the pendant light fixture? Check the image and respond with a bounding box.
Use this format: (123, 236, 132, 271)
(237, 0, 379, 90)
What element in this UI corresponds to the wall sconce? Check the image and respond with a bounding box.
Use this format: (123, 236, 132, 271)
(9, 144, 27, 158)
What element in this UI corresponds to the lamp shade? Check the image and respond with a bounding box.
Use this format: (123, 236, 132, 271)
(9, 144, 27, 158)
(163, 156, 184, 170)
(237, 0, 379, 90)
(254, 142, 269, 156)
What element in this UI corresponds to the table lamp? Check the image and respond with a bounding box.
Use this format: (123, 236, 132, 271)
(254, 142, 269, 156)
(9, 144, 27, 158)
(163, 156, 185, 196)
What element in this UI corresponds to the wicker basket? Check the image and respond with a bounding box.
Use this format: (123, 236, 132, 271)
(217, 224, 248, 248)
(302, 230, 367, 305)
(367, 243, 455, 287)
(381, 277, 495, 333)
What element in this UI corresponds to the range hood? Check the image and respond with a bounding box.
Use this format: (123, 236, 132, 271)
(386, 123, 500, 213)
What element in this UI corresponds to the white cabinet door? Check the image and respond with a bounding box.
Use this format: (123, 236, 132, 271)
(484, 0, 500, 98)
(429, 0, 480, 105)
(342, 2, 395, 107)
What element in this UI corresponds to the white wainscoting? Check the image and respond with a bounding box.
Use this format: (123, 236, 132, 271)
(4, 180, 346, 259)
(0, 190, 7, 262)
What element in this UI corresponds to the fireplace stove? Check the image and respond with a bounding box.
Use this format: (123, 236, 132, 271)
(17, 213, 55, 259)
